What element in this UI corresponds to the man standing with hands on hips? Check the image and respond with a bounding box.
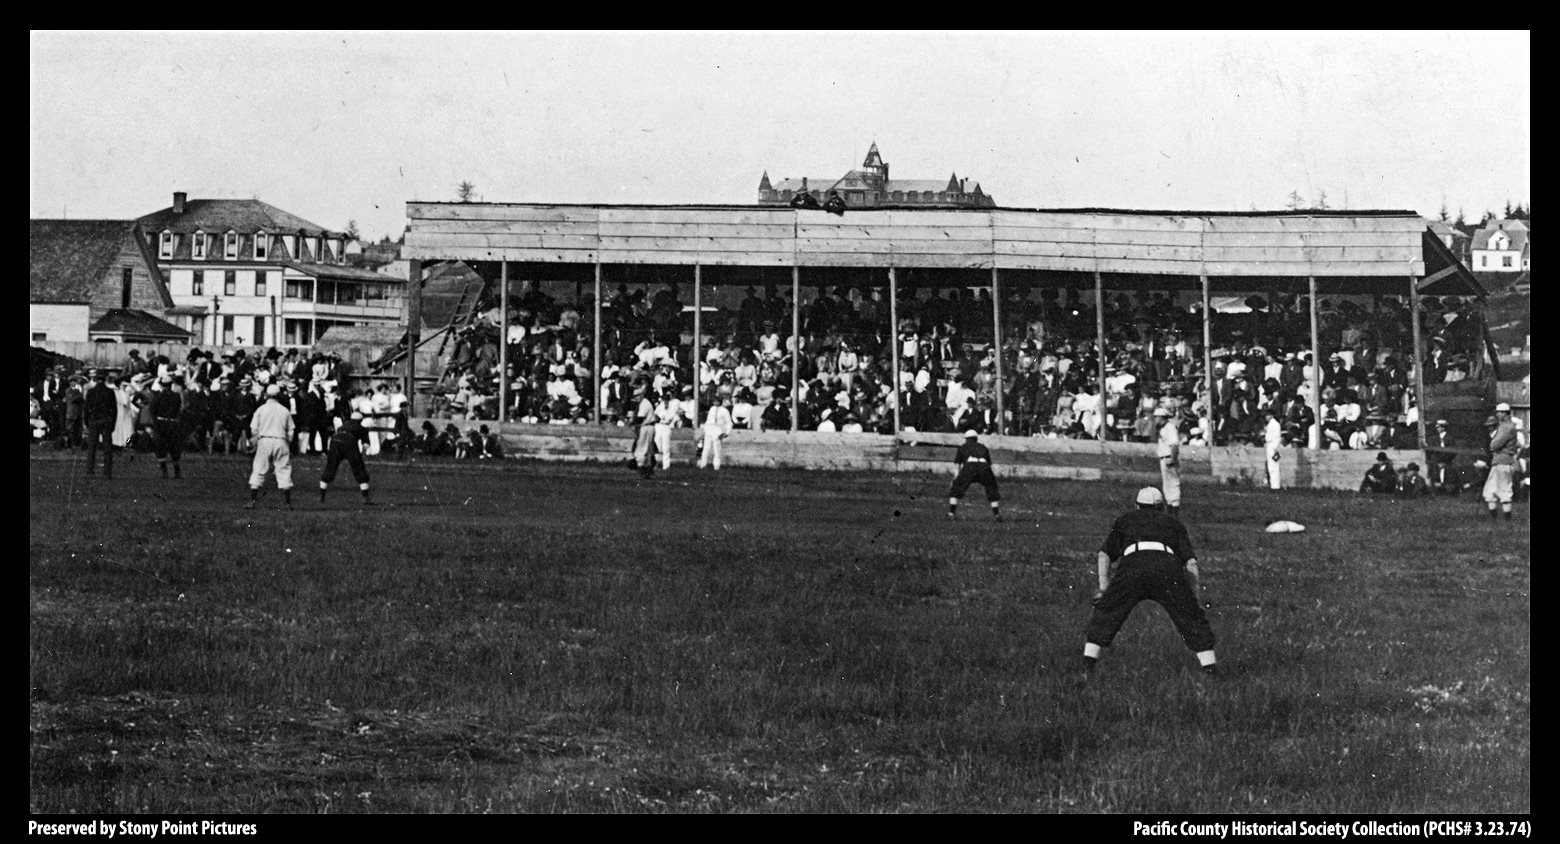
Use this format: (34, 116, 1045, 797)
(1082, 487, 1218, 676)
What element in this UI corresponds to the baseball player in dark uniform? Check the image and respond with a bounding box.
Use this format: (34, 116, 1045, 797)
(948, 430, 1001, 520)
(319, 411, 373, 505)
(1082, 487, 1218, 675)
(149, 375, 184, 478)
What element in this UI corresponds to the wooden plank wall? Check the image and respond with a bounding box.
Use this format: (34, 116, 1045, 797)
(409, 419, 1424, 491)
(407, 204, 1427, 278)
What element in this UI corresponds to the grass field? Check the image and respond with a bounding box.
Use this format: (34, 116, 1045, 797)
(28, 448, 1530, 813)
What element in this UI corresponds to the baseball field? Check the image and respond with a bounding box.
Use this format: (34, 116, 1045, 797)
(28, 450, 1530, 813)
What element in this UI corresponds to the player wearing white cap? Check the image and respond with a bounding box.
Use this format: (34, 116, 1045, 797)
(1482, 403, 1520, 520)
(947, 430, 1001, 521)
(246, 384, 295, 509)
(1083, 486, 1217, 676)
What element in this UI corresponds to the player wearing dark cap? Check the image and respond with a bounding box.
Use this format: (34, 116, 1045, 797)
(319, 411, 373, 505)
(947, 430, 1001, 521)
(1082, 486, 1217, 676)
(149, 374, 184, 478)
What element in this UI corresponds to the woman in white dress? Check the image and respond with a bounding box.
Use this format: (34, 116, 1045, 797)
(112, 378, 139, 449)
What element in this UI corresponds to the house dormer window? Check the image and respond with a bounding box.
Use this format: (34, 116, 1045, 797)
(224, 230, 239, 260)
(281, 234, 296, 258)
(159, 230, 175, 259)
(306, 236, 320, 261)
(192, 230, 207, 260)
(254, 230, 269, 260)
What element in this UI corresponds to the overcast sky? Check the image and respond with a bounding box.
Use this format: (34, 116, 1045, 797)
(30, 30, 1529, 241)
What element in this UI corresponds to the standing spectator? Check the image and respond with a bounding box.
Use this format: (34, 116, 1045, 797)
(1155, 407, 1182, 515)
(113, 376, 140, 452)
(1482, 403, 1521, 520)
(83, 371, 118, 478)
(653, 390, 681, 471)
(59, 375, 85, 449)
(1264, 409, 1284, 491)
(246, 385, 295, 510)
(1426, 418, 1459, 494)
(697, 395, 734, 471)
(630, 386, 658, 478)
(1082, 487, 1217, 676)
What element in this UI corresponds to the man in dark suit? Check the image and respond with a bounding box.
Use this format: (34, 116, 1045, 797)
(83, 370, 119, 478)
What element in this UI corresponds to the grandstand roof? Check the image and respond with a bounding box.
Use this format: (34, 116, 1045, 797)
(405, 203, 1436, 291)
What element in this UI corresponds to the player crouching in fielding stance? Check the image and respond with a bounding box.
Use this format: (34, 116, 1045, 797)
(1082, 487, 1217, 676)
(948, 430, 1001, 520)
(320, 411, 373, 505)
(247, 384, 295, 510)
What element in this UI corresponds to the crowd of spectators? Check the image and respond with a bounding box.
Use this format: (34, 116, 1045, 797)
(27, 346, 452, 462)
(424, 279, 1495, 454)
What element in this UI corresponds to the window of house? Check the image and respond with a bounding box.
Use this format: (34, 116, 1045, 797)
(159, 230, 175, 259)
(255, 272, 267, 296)
(32, 332, 47, 342)
(225, 270, 236, 296)
(307, 237, 320, 260)
(224, 231, 239, 259)
(193, 273, 205, 296)
(282, 235, 296, 258)
(192, 231, 207, 260)
(189, 315, 205, 339)
(121, 268, 134, 308)
(253, 316, 266, 346)
(285, 279, 314, 301)
(254, 231, 269, 260)
(1503, 255, 1513, 267)
(222, 315, 236, 345)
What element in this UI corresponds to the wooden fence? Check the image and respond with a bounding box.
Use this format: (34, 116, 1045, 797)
(410, 420, 1426, 492)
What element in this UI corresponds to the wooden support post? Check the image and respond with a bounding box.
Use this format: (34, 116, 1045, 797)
(791, 265, 800, 433)
(692, 264, 702, 434)
(498, 261, 508, 423)
(1201, 274, 1213, 441)
(593, 259, 603, 426)
(991, 266, 1004, 435)
(405, 259, 421, 416)
(1309, 276, 1321, 449)
(1409, 273, 1427, 449)
(889, 267, 900, 436)
(1095, 271, 1106, 438)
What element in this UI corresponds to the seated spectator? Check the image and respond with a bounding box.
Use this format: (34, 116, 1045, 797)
(1359, 451, 1399, 493)
(1397, 462, 1430, 496)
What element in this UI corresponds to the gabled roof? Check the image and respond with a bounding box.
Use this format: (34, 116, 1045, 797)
(1471, 220, 1530, 251)
(30, 219, 169, 305)
(884, 179, 954, 194)
(89, 309, 190, 340)
(770, 177, 835, 193)
(138, 198, 334, 237)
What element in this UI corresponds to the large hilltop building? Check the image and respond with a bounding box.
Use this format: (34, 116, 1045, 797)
(757, 142, 995, 209)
